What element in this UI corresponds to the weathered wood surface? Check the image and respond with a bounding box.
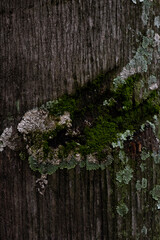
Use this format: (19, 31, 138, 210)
(1, 0, 160, 239)
(0, 0, 143, 131)
(1, 129, 159, 240)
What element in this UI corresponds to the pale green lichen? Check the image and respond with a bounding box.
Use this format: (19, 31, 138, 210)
(150, 186, 160, 211)
(156, 201, 160, 210)
(136, 178, 147, 191)
(140, 163, 146, 172)
(146, 120, 156, 134)
(86, 160, 100, 171)
(131, 0, 144, 5)
(135, 75, 158, 103)
(112, 130, 134, 149)
(116, 165, 134, 184)
(103, 97, 116, 107)
(113, 0, 156, 91)
(119, 150, 129, 164)
(131, 0, 137, 4)
(140, 148, 150, 161)
(141, 0, 152, 26)
(116, 203, 129, 217)
(136, 180, 142, 191)
(113, 33, 154, 89)
(153, 114, 158, 123)
(148, 75, 158, 90)
(141, 226, 148, 235)
(100, 155, 113, 170)
(151, 150, 160, 164)
(154, 16, 160, 28)
(150, 185, 160, 201)
(142, 117, 159, 133)
(140, 123, 146, 132)
(141, 178, 148, 189)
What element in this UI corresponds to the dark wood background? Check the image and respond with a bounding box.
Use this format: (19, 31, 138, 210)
(1, 0, 160, 239)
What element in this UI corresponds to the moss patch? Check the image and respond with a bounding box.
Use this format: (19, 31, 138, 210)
(18, 73, 160, 174)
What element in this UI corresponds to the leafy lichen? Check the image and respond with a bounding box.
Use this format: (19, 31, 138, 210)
(113, 32, 154, 90)
(151, 150, 160, 164)
(136, 178, 148, 191)
(141, 226, 148, 235)
(116, 165, 134, 184)
(141, 0, 152, 25)
(154, 16, 160, 28)
(116, 203, 129, 217)
(140, 148, 150, 161)
(150, 185, 160, 201)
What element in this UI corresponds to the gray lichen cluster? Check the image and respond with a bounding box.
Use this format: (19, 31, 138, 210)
(17, 108, 72, 134)
(0, 126, 19, 152)
(113, 30, 159, 89)
(114, 0, 160, 91)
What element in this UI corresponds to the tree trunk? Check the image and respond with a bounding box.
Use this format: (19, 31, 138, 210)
(1, 0, 160, 239)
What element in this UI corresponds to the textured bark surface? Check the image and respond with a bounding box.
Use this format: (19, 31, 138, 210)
(1, 129, 160, 240)
(0, 0, 144, 131)
(1, 0, 160, 239)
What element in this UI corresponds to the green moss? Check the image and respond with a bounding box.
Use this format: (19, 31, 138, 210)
(83, 117, 118, 154)
(22, 72, 160, 175)
(19, 151, 27, 161)
(41, 73, 106, 118)
(58, 141, 79, 158)
(41, 96, 78, 117)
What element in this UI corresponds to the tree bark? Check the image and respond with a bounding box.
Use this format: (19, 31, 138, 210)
(1, 0, 160, 239)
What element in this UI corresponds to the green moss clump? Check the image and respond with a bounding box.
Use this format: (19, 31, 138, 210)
(19, 151, 27, 161)
(22, 72, 160, 174)
(41, 95, 78, 117)
(82, 117, 118, 154)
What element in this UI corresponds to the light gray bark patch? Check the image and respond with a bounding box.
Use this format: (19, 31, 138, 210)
(0, 126, 19, 151)
(17, 109, 54, 134)
(154, 16, 160, 28)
